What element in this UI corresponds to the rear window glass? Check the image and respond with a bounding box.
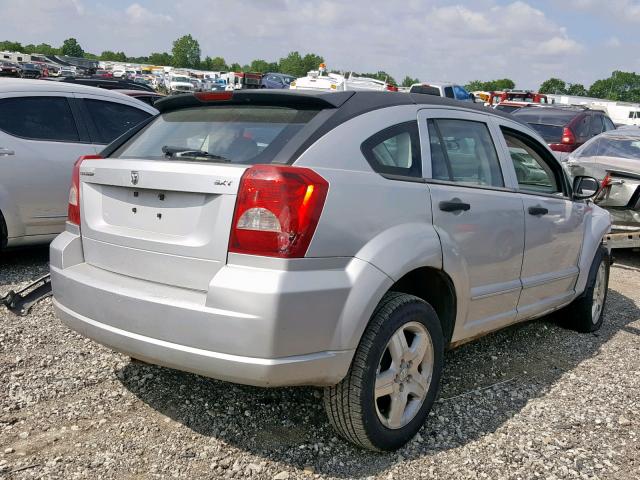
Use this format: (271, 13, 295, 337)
(512, 109, 577, 126)
(113, 106, 320, 164)
(578, 136, 640, 159)
(527, 124, 564, 143)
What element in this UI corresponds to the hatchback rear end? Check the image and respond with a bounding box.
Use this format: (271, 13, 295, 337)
(512, 107, 587, 157)
(50, 91, 382, 388)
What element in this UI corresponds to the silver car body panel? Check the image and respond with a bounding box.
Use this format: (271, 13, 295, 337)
(51, 96, 611, 387)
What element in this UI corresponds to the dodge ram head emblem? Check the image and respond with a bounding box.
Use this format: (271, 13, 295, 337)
(131, 171, 139, 185)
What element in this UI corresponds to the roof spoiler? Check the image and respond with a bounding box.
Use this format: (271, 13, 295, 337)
(155, 90, 355, 113)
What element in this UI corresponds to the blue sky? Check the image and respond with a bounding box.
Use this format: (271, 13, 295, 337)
(1, 0, 638, 89)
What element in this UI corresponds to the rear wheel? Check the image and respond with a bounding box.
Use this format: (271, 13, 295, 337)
(561, 246, 610, 332)
(324, 292, 444, 451)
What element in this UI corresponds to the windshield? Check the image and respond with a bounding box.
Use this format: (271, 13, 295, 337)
(171, 76, 190, 83)
(113, 105, 320, 165)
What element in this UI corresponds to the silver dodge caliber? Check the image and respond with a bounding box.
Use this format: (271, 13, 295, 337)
(51, 90, 611, 451)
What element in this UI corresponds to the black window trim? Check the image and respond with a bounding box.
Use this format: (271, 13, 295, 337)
(360, 120, 422, 179)
(0, 95, 87, 144)
(80, 97, 153, 145)
(426, 117, 506, 189)
(500, 125, 571, 198)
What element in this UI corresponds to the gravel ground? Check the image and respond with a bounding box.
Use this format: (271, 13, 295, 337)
(1, 246, 639, 480)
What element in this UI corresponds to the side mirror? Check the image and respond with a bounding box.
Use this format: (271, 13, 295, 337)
(572, 175, 600, 200)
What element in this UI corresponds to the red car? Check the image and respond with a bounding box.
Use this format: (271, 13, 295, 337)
(0, 62, 21, 77)
(93, 69, 114, 79)
(513, 106, 616, 155)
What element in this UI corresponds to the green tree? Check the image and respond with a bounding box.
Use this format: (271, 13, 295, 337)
(148, 52, 173, 65)
(0, 40, 24, 52)
(171, 34, 200, 68)
(61, 38, 84, 57)
(401, 76, 420, 87)
(588, 71, 640, 102)
(229, 62, 242, 72)
(101, 50, 127, 62)
(566, 83, 588, 96)
(539, 78, 567, 94)
(278, 51, 324, 77)
(465, 78, 516, 91)
(34, 43, 59, 55)
(249, 59, 278, 73)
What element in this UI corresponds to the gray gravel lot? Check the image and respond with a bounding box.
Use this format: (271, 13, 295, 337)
(1, 246, 639, 479)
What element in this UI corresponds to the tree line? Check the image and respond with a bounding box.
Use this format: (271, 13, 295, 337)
(466, 73, 640, 103)
(3, 37, 639, 101)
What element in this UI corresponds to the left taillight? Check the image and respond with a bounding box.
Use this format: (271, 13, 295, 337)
(68, 155, 102, 226)
(228, 165, 329, 258)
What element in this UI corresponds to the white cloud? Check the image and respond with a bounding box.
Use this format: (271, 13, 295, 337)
(606, 36, 622, 47)
(125, 3, 172, 25)
(0, 0, 629, 88)
(568, 0, 640, 22)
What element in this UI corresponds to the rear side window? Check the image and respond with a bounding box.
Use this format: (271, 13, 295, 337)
(361, 121, 421, 178)
(590, 115, 604, 136)
(604, 117, 616, 131)
(444, 87, 455, 99)
(113, 105, 320, 164)
(428, 119, 504, 187)
(0, 96, 79, 142)
(85, 99, 151, 144)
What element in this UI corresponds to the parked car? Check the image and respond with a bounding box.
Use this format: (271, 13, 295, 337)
(19, 63, 41, 79)
(168, 75, 195, 94)
(113, 89, 165, 106)
(409, 82, 474, 101)
(0, 79, 157, 249)
(566, 128, 640, 247)
(59, 67, 76, 78)
(512, 106, 616, 158)
(261, 72, 296, 89)
(0, 62, 21, 77)
(93, 69, 113, 79)
(50, 90, 610, 451)
(112, 68, 126, 78)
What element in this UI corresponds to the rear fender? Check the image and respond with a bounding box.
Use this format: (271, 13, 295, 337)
(575, 203, 611, 295)
(0, 183, 23, 241)
(335, 223, 445, 350)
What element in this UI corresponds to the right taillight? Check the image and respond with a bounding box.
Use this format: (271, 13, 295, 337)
(561, 127, 576, 145)
(228, 165, 329, 258)
(68, 155, 102, 226)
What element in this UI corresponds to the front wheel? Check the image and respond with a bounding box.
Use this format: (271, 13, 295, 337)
(561, 246, 610, 332)
(324, 292, 444, 451)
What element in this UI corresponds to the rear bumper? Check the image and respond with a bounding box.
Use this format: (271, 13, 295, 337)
(50, 229, 389, 386)
(53, 298, 352, 387)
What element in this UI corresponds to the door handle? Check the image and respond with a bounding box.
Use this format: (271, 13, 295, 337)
(528, 205, 549, 216)
(0, 148, 15, 156)
(439, 200, 471, 212)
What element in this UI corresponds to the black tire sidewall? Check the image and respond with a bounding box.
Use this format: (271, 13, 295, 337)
(584, 246, 610, 330)
(360, 299, 444, 451)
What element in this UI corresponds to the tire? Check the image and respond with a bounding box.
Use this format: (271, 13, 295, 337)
(324, 292, 444, 451)
(561, 245, 610, 333)
(0, 210, 7, 250)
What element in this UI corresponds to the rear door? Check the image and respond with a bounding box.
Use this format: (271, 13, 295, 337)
(418, 108, 525, 339)
(0, 93, 97, 238)
(493, 119, 586, 319)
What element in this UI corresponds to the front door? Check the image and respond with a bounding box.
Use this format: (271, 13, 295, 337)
(418, 109, 526, 341)
(494, 124, 586, 319)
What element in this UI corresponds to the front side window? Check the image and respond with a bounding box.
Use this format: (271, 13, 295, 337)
(603, 116, 616, 131)
(501, 128, 561, 195)
(361, 121, 421, 177)
(85, 99, 152, 144)
(453, 85, 469, 100)
(0, 96, 79, 142)
(444, 87, 455, 99)
(428, 118, 504, 187)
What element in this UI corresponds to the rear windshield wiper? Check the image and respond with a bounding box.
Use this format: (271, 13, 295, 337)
(161, 145, 231, 162)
